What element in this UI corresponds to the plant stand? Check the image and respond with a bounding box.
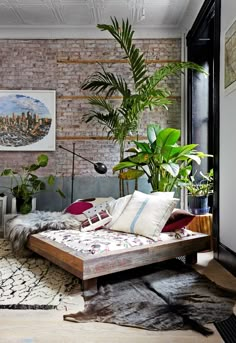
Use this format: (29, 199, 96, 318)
(0, 195, 7, 237)
(186, 213, 213, 249)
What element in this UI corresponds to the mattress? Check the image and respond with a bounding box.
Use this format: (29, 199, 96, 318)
(39, 228, 193, 256)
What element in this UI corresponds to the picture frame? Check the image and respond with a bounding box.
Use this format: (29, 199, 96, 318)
(224, 18, 236, 95)
(0, 90, 56, 151)
(0, 195, 7, 229)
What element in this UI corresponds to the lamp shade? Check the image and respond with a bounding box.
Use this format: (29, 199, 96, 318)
(94, 162, 107, 174)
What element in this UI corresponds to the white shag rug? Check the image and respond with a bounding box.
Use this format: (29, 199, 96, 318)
(0, 239, 82, 310)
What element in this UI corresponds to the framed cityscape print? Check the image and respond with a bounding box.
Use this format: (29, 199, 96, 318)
(225, 18, 236, 95)
(0, 90, 56, 151)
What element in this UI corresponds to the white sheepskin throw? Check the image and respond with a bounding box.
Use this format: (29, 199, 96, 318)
(6, 211, 81, 256)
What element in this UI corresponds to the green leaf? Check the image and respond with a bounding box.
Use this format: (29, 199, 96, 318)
(47, 175, 55, 186)
(161, 163, 179, 177)
(37, 154, 48, 167)
(185, 154, 202, 165)
(27, 164, 40, 172)
(113, 161, 137, 172)
(129, 153, 150, 164)
(125, 147, 139, 153)
(1, 169, 13, 176)
(167, 144, 199, 159)
(133, 141, 152, 153)
(147, 124, 162, 144)
(56, 189, 66, 198)
(119, 169, 144, 180)
(156, 128, 180, 149)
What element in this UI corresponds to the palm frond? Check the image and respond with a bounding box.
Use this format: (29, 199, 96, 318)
(142, 62, 207, 94)
(81, 68, 130, 97)
(83, 109, 119, 132)
(98, 17, 148, 90)
(87, 96, 114, 112)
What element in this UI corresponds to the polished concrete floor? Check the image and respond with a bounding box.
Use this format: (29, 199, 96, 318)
(0, 251, 235, 343)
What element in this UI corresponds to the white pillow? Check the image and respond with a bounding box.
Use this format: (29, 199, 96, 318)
(110, 190, 179, 241)
(106, 194, 132, 228)
(150, 191, 175, 198)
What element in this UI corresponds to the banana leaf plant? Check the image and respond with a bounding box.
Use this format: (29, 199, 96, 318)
(1, 154, 65, 214)
(113, 124, 211, 192)
(81, 17, 207, 196)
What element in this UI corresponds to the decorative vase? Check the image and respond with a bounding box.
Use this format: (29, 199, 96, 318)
(188, 195, 210, 215)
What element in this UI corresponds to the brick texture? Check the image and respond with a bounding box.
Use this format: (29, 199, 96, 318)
(0, 38, 181, 177)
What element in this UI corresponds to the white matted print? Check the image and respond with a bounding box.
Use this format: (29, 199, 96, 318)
(0, 90, 56, 151)
(225, 19, 236, 95)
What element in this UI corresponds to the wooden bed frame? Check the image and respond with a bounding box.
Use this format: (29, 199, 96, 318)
(27, 231, 210, 296)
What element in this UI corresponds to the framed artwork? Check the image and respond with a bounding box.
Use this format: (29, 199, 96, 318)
(0, 90, 56, 151)
(225, 19, 236, 95)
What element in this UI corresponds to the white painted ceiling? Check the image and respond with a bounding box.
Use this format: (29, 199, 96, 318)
(0, 0, 201, 38)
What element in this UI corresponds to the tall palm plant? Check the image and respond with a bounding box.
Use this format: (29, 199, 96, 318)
(81, 17, 206, 195)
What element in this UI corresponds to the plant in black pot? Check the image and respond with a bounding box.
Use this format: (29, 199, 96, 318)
(0, 154, 65, 214)
(182, 169, 214, 215)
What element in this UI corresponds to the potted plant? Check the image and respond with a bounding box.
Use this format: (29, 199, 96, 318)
(113, 124, 211, 193)
(81, 17, 207, 196)
(0, 154, 65, 214)
(181, 169, 214, 215)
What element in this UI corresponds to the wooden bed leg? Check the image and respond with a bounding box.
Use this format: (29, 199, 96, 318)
(82, 278, 98, 297)
(185, 252, 198, 265)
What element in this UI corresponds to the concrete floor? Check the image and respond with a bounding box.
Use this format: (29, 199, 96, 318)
(0, 251, 235, 343)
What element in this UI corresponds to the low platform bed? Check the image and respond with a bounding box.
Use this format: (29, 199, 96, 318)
(27, 229, 210, 296)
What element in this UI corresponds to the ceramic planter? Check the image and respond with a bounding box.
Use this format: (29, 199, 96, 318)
(188, 195, 210, 215)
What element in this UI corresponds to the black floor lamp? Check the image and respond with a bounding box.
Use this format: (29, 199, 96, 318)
(59, 144, 107, 203)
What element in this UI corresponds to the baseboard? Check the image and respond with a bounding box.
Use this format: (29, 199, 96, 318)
(217, 243, 236, 277)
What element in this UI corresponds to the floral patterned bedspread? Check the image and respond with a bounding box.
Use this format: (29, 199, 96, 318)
(39, 228, 193, 256)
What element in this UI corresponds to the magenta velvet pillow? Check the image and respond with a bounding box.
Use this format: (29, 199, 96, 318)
(64, 200, 94, 215)
(161, 209, 195, 232)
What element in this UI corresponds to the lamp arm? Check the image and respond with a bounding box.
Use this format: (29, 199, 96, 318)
(59, 145, 107, 175)
(59, 145, 95, 166)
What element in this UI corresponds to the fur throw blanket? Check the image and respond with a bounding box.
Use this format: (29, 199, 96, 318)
(6, 211, 81, 256)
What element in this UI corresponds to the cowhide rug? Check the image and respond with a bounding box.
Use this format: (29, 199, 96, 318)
(63, 259, 236, 336)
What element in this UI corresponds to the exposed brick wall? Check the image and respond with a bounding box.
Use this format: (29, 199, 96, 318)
(0, 38, 181, 177)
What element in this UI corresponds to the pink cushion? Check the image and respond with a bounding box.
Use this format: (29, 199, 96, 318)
(162, 209, 195, 232)
(65, 201, 93, 215)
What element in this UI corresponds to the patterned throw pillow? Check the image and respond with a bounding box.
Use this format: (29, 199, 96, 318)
(81, 210, 112, 232)
(110, 190, 179, 241)
(162, 209, 195, 232)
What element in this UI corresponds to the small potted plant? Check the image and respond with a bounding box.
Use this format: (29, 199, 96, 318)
(182, 169, 214, 215)
(113, 124, 211, 193)
(0, 154, 65, 214)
